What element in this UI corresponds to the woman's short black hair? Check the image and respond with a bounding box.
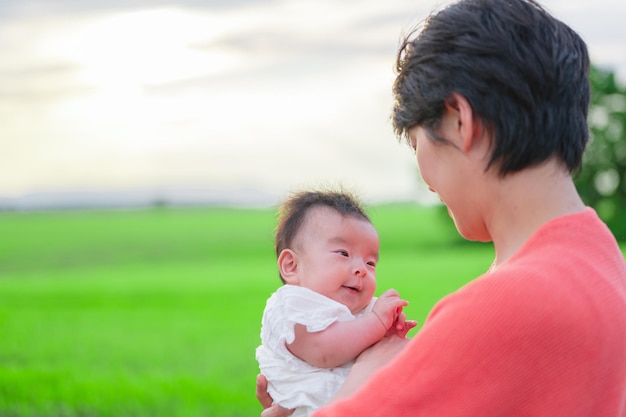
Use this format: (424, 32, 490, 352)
(392, 0, 590, 176)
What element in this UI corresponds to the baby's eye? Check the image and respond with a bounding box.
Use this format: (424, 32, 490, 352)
(336, 250, 349, 257)
(367, 261, 377, 268)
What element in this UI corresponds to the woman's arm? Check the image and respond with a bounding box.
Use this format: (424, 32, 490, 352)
(329, 330, 412, 401)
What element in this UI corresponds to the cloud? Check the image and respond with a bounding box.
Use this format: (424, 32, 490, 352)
(0, 0, 276, 21)
(1, 0, 626, 204)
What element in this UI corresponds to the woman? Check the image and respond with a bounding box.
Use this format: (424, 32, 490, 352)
(258, 0, 626, 415)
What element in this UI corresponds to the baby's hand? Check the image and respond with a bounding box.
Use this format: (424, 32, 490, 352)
(389, 310, 418, 338)
(371, 289, 409, 330)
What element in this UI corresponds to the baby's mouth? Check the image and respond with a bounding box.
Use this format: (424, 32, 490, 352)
(343, 285, 360, 293)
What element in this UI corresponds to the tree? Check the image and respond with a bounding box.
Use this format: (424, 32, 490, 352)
(575, 66, 626, 241)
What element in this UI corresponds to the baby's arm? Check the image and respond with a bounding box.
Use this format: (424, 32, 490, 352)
(286, 289, 409, 369)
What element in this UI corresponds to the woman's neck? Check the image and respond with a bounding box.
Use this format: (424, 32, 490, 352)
(487, 160, 585, 269)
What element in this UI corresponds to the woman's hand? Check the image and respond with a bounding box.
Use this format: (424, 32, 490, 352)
(256, 374, 294, 417)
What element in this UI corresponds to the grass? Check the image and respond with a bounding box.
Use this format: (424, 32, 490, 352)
(4, 203, 602, 416)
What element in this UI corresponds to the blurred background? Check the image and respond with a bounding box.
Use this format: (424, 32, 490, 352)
(1, 0, 626, 210)
(1, 2, 625, 416)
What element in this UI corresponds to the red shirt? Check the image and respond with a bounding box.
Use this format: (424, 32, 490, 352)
(313, 208, 626, 417)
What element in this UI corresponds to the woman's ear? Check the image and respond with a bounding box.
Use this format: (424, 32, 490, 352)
(444, 92, 479, 153)
(278, 249, 299, 285)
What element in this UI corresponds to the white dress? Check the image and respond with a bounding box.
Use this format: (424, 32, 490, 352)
(255, 285, 376, 417)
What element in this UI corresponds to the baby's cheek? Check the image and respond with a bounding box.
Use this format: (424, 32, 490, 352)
(365, 281, 377, 300)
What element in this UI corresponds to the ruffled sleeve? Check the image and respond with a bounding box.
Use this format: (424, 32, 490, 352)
(260, 285, 356, 357)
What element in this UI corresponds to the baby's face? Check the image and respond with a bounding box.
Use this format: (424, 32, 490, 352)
(291, 206, 379, 314)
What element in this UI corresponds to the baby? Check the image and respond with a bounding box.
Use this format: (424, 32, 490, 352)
(255, 189, 415, 416)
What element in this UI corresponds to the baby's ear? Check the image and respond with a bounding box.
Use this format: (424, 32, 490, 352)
(278, 249, 299, 285)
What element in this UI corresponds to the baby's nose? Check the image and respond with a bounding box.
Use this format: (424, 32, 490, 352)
(353, 261, 366, 276)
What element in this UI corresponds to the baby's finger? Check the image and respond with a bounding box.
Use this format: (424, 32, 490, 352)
(396, 311, 407, 330)
(380, 288, 400, 298)
(398, 320, 419, 338)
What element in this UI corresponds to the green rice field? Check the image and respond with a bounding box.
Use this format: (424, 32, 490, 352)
(3, 204, 617, 417)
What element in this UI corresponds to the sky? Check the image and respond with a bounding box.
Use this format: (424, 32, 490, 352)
(1, 0, 625, 206)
